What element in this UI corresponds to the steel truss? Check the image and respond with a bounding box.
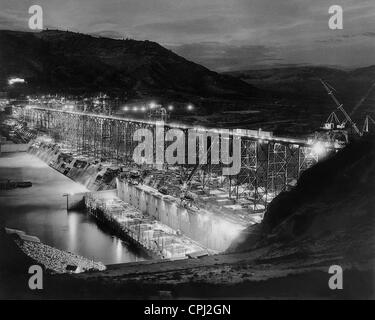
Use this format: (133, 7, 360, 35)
(19, 107, 329, 211)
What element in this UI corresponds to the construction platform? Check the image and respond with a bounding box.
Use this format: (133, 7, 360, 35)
(85, 192, 211, 260)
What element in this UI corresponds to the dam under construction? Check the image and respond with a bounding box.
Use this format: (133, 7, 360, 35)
(1, 3, 375, 301)
(0, 103, 343, 261)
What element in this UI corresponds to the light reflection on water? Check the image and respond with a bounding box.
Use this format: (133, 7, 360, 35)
(0, 152, 146, 265)
(67, 211, 78, 254)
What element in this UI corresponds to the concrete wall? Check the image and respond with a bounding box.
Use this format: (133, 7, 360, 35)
(66, 191, 117, 210)
(90, 189, 117, 200)
(117, 180, 242, 252)
(28, 144, 242, 251)
(28, 145, 103, 190)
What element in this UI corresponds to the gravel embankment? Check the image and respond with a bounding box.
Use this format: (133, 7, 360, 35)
(15, 239, 106, 274)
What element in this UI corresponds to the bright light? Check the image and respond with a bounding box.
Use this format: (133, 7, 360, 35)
(312, 142, 325, 156)
(123, 106, 129, 111)
(187, 104, 194, 111)
(141, 107, 146, 112)
(149, 102, 156, 109)
(168, 105, 174, 111)
(8, 77, 25, 85)
(133, 106, 138, 111)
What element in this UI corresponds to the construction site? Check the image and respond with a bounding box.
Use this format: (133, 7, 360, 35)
(0, 69, 374, 301)
(1, 78, 372, 262)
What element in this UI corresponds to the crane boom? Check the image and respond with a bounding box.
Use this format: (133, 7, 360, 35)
(350, 81, 375, 116)
(319, 79, 361, 136)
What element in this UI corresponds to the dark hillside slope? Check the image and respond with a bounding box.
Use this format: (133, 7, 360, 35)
(227, 66, 375, 99)
(0, 30, 258, 99)
(229, 135, 375, 274)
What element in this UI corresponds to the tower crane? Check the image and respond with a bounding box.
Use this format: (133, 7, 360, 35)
(319, 79, 362, 136)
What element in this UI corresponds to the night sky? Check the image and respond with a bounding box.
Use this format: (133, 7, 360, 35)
(1, 0, 374, 71)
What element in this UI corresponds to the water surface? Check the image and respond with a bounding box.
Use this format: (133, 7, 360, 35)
(0, 152, 145, 264)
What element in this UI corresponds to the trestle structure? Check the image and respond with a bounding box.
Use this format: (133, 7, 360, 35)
(16, 106, 334, 209)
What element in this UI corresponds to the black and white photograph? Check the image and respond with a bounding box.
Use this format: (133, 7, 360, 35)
(0, 0, 374, 303)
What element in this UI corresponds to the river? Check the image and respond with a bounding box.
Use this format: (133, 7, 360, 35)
(0, 152, 146, 265)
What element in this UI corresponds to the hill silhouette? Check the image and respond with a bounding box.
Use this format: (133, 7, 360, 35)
(0, 29, 259, 100)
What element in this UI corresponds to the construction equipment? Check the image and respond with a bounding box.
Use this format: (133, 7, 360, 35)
(362, 115, 375, 135)
(179, 144, 214, 209)
(320, 79, 362, 136)
(351, 81, 375, 135)
(181, 142, 214, 191)
(350, 81, 375, 117)
(179, 164, 200, 209)
(323, 111, 345, 130)
(147, 105, 169, 122)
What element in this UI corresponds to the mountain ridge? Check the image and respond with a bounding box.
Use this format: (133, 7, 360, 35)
(0, 29, 259, 100)
(225, 65, 375, 99)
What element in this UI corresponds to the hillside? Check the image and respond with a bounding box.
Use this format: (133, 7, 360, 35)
(224, 66, 375, 134)
(228, 134, 375, 277)
(0, 29, 258, 100)
(226, 65, 375, 99)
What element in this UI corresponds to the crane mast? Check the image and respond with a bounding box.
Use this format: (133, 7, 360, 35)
(319, 79, 362, 136)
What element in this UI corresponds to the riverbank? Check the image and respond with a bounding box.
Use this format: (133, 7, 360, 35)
(5, 228, 106, 274)
(2, 227, 373, 299)
(0, 152, 145, 265)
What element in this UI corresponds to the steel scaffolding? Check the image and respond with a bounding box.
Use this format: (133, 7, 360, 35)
(17, 106, 335, 210)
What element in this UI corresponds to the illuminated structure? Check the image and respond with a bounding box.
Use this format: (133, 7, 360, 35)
(14, 106, 339, 211)
(8, 77, 25, 85)
(147, 103, 169, 121)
